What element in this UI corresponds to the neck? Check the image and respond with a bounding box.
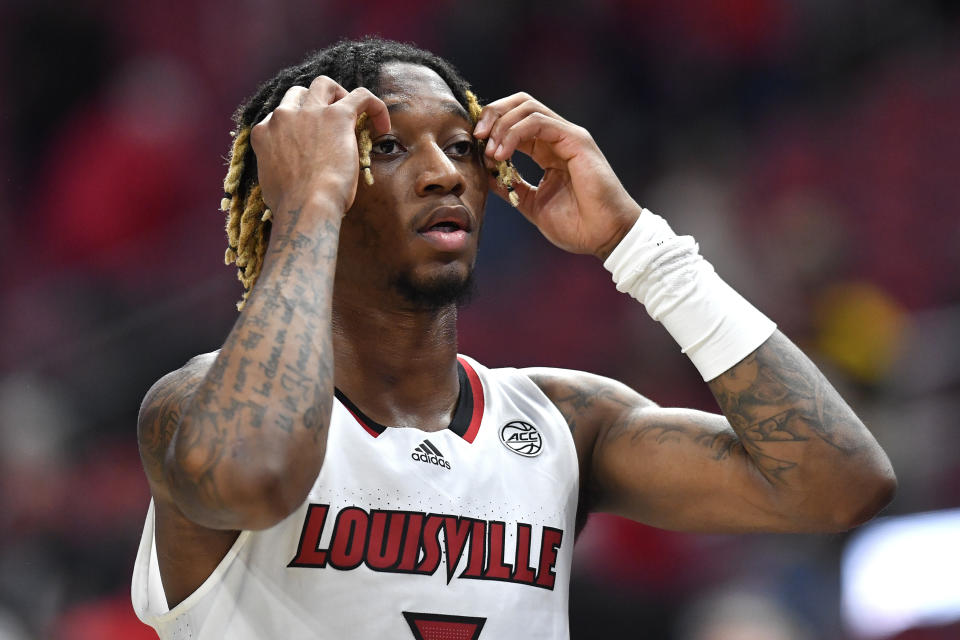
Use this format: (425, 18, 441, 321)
(332, 295, 461, 432)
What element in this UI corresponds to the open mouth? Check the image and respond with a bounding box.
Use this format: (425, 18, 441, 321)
(417, 206, 472, 251)
(423, 220, 466, 233)
(417, 205, 472, 235)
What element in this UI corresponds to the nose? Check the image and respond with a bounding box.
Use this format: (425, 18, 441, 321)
(414, 144, 464, 197)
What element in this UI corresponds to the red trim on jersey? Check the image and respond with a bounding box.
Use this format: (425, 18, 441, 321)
(335, 391, 384, 438)
(336, 358, 484, 441)
(347, 407, 381, 438)
(458, 357, 485, 444)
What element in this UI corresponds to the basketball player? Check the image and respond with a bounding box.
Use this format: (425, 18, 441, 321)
(132, 38, 895, 640)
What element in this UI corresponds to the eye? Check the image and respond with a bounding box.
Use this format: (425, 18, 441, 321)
(447, 139, 474, 158)
(371, 138, 403, 155)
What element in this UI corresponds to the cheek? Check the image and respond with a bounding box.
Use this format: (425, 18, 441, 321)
(349, 183, 392, 218)
(343, 183, 406, 251)
(470, 166, 488, 191)
(465, 165, 489, 214)
(339, 213, 381, 255)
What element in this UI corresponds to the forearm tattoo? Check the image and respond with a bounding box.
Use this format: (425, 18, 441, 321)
(165, 210, 340, 517)
(706, 331, 859, 484)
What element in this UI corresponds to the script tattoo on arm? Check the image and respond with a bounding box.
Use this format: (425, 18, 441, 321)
(165, 209, 341, 528)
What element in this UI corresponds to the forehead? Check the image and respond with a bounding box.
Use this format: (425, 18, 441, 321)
(376, 62, 464, 114)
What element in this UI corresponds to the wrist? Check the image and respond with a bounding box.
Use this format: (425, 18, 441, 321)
(275, 187, 349, 224)
(265, 195, 343, 262)
(603, 209, 776, 381)
(601, 208, 677, 271)
(593, 203, 644, 261)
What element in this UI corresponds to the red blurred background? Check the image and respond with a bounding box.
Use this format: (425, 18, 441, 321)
(0, 1, 958, 638)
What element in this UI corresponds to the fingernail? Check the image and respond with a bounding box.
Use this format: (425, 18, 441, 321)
(495, 144, 504, 159)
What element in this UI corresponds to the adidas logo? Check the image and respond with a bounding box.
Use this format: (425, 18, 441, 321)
(410, 439, 451, 470)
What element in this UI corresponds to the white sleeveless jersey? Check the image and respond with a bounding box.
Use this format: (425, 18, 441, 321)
(132, 356, 579, 640)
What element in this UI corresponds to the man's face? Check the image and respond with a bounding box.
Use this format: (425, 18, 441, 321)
(335, 62, 489, 309)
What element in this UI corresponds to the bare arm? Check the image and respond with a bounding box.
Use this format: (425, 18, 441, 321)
(529, 332, 896, 533)
(164, 202, 342, 530)
(476, 92, 895, 533)
(139, 77, 391, 532)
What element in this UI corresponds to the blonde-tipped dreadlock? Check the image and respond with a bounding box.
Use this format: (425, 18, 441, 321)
(222, 126, 272, 310)
(222, 115, 374, 310)
(356, 113, 374, 186)
(465, 90, 519, 208)
(221, 37, 505, 310)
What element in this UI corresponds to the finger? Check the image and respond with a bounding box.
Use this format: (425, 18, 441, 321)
(301, 75, 349, 108)
(481, 149, 498, 174)
(488, 169, 538, 218)
(493, 112, 584, 163)
(277, 85, 309, 111)
(334, 87, 391, 135)
(486, 99, 558, 157)
(474, 92, 563, 139)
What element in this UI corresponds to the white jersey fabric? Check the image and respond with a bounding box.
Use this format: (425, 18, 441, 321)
(132, 355, 579, 640)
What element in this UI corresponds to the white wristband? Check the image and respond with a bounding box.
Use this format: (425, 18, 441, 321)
(603, 209, 777, 381)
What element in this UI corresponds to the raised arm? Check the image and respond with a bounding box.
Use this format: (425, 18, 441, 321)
(476, 93, 895, 534)
(527, 332, 895, 533)
(138, 77, 390, 532)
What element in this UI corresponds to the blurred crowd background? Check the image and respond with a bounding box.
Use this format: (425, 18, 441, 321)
(1, 0, 958, 638)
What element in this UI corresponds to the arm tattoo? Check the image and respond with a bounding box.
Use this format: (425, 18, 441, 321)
(620, 417, 743, 461)
(707, 331, 860, 484)
(162, 208, 341, 519)
(138, 371, 204, 487)
(548, 383, 635, 435)
(542, 373, 742, 462)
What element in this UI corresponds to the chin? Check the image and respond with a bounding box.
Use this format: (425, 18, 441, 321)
(391, 265, 475, 310)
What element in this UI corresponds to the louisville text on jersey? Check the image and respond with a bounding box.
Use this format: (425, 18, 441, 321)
(288, 504, 564, 590)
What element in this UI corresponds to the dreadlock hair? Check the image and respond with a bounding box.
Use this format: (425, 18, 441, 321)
(221, 36, 518, 310)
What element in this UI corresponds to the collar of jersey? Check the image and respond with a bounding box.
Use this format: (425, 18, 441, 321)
(334, 356, 485, 443)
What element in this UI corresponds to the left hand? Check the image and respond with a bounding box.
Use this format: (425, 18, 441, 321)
(473, 93, 642, 259)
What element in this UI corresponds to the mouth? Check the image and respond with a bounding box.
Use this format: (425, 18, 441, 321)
(417, 205, 473, 234)
(416, 205, 474, 253)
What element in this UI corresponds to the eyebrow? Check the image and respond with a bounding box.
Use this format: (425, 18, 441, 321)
(386, 100, 471, 122)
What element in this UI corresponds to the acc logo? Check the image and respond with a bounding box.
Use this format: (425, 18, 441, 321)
(499, 421, 542, 457)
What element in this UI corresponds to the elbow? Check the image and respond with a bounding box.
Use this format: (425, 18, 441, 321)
(223, 469, 310, 530)
(225, 470, 309, 530)
(167, 431, 319, 531)
(826, 466, 898, 532)
(170, 462, 308, 531)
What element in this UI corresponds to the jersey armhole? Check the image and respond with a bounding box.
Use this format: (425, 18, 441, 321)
(133, 499, 252, 626)
(505, 368, 575, 438)
(505, 368, 593, 539)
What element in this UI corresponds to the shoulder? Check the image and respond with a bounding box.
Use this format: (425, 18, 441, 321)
(519, 368, 661, 522)
(137, 351, 219, 492)
(520, 367, 658, 435)
(520, 367, 658, 476)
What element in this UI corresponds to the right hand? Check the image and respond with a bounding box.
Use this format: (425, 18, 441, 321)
(250, 76, 391, 220)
